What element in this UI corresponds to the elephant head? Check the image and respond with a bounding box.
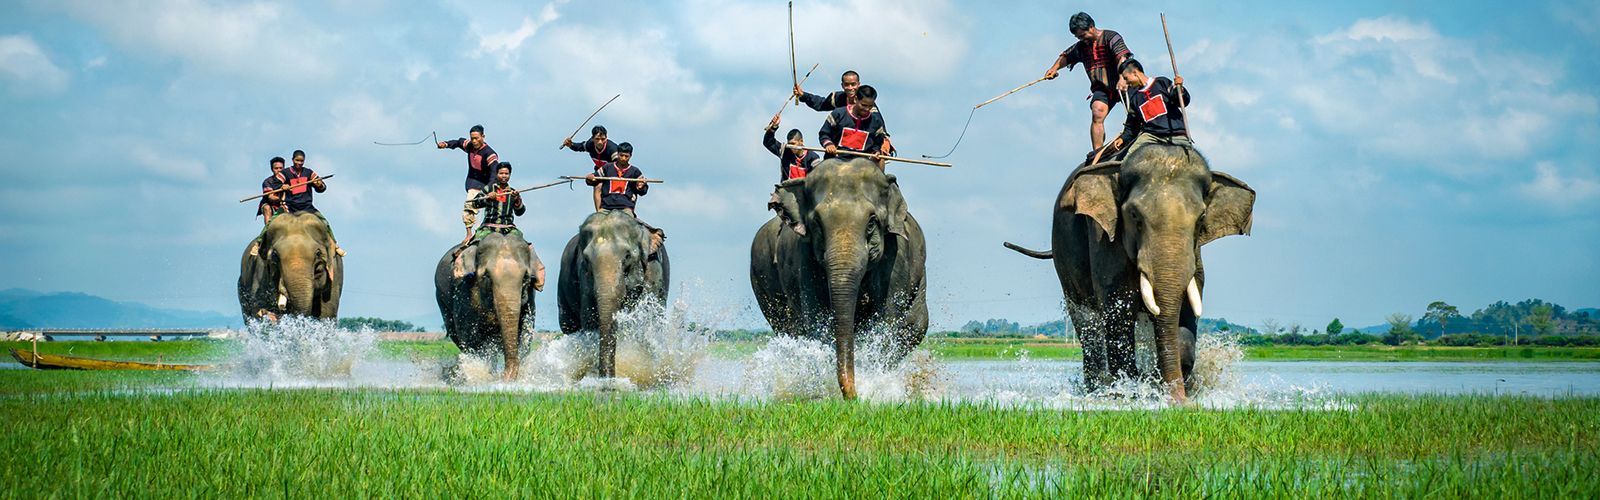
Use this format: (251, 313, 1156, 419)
(776, 158, 912, 399)
(572, 210, 664, 378)
(244, 212, 341, 320)
(1063, 146, 1254, 401)
(461, 234, 538, 380)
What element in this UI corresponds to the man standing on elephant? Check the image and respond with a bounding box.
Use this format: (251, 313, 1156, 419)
(562, 125, 620, 211)
(794, 70, 866, 112)
(1043, 12, 1135, 152)
(818, 85, 893, 169)
(455, 163, 545, 290)
(1106, 59, 1191, 157)
(277, 150, 345, 257)
(585, 142, 664, 250)
(437, 124, 500, 243)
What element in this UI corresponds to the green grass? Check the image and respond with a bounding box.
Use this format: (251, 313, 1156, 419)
(1, 339, 238, 362)
(927, 337, 1085, 359)
(0, 380, 1594, 496)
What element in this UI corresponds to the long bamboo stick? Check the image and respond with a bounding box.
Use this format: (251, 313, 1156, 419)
(975, 76, 1050, 109)
(786, 145, 953, 168)
(560, 175, 666, 183)
(239, 174, 334, 203)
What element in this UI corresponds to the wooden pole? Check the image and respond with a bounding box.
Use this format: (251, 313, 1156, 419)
(239, 174, 334, 203)
(559, 94, 621, 149)
(1161, 14, 1186, 110)
(466, 179, 576, 204)
(560, 176, 666, 183)
(786, 145, 954, 168)
(974, 76, 1050, 110)
(766, 63, 819, 130)
(788, 1, 798, 105)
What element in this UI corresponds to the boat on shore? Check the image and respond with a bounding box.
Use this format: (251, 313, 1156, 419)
(8, 348, 214, 372)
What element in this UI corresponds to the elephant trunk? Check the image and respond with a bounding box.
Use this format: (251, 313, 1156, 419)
(280, 259, 316, 316)
(490, 267, 527, 381)
(1144, 244, 1196, 403)
(592, 260, 625, 378)
(825, 234, 868, 400)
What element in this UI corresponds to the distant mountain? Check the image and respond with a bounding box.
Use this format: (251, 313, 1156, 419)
(0, 289, 239, 330)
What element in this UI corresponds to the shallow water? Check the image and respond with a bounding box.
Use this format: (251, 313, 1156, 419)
(11, 306, 1599, 404)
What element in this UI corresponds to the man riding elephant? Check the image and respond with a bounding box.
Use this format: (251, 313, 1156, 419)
(452, 163, 546, 291)
(584, 142, 664, 251)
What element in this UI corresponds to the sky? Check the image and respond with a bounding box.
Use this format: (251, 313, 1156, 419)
(0, 0, 1596, 331)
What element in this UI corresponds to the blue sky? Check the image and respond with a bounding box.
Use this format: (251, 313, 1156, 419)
(1, 0, 1596, 331)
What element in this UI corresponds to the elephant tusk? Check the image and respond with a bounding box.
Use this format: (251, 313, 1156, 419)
(1187, 278, 1203, 317)
(1139, 274, 1161, 316)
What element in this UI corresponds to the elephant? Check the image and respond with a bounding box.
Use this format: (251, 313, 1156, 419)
(434, 232, 541, 381)
(1004, 143, 1254, 402)
(558, 209, 670, 379)
(238, 212, 343, 321)
(750, 158, 928, 399)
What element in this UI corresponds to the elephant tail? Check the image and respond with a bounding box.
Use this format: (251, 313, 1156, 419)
(1002, 242, 1053, 260)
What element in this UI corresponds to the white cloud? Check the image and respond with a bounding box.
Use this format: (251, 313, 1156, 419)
(1520, 161, 1600, 209)
(528, 24, 723, 127)
(651, 183, 733, 221)
(129, 144, 208, 181)
(403, 61, 435, 83)
(0, 34, 69, 95)
(1250, 16, 1600, 176)
(55, 0, 335, 81)
(1316, 15, 1440, 44)
(474, 1, 565, 70)
(328, 95, 402, 147)
(680, 0, 970, 85)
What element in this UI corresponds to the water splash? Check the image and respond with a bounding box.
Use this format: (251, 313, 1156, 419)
(736, 331, 948, 402)
(203, 316, 435, 389)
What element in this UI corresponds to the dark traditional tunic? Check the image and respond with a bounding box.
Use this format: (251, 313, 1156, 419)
(566, 138, 620, 171)
(1059, 29, 1134, 104)
(273, 165, 324, 213)
(818, 105, 891, 156)
(763, 128, 821, 180)
(587, 162, 649, 210)
(1115, 76, 1191, 144)
(443, 138, 500, 191)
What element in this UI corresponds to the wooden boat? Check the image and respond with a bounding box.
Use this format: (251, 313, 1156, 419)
(8, 348, 214, 372)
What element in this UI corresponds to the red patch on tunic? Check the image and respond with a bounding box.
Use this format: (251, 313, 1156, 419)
(1140, 95, 1168, 122)
(841, 128, 869, 150)
(288, 179, 308, 194)
(608, 179, 628, 194)
(787, 158, 808, 180)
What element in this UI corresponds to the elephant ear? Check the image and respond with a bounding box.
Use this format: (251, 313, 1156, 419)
(1061, 161, 1122, 241)
(1199, 170, 1256, 246)
(773, 178, 807, 234)
(883, 174, 911, 239)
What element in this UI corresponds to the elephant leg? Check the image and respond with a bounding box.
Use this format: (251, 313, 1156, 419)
(1101, 289, 1140, 384)
(1066, 300, 1111, 392)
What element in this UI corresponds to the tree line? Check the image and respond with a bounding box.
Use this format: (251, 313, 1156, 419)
(1241, 299, 1598, 347)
